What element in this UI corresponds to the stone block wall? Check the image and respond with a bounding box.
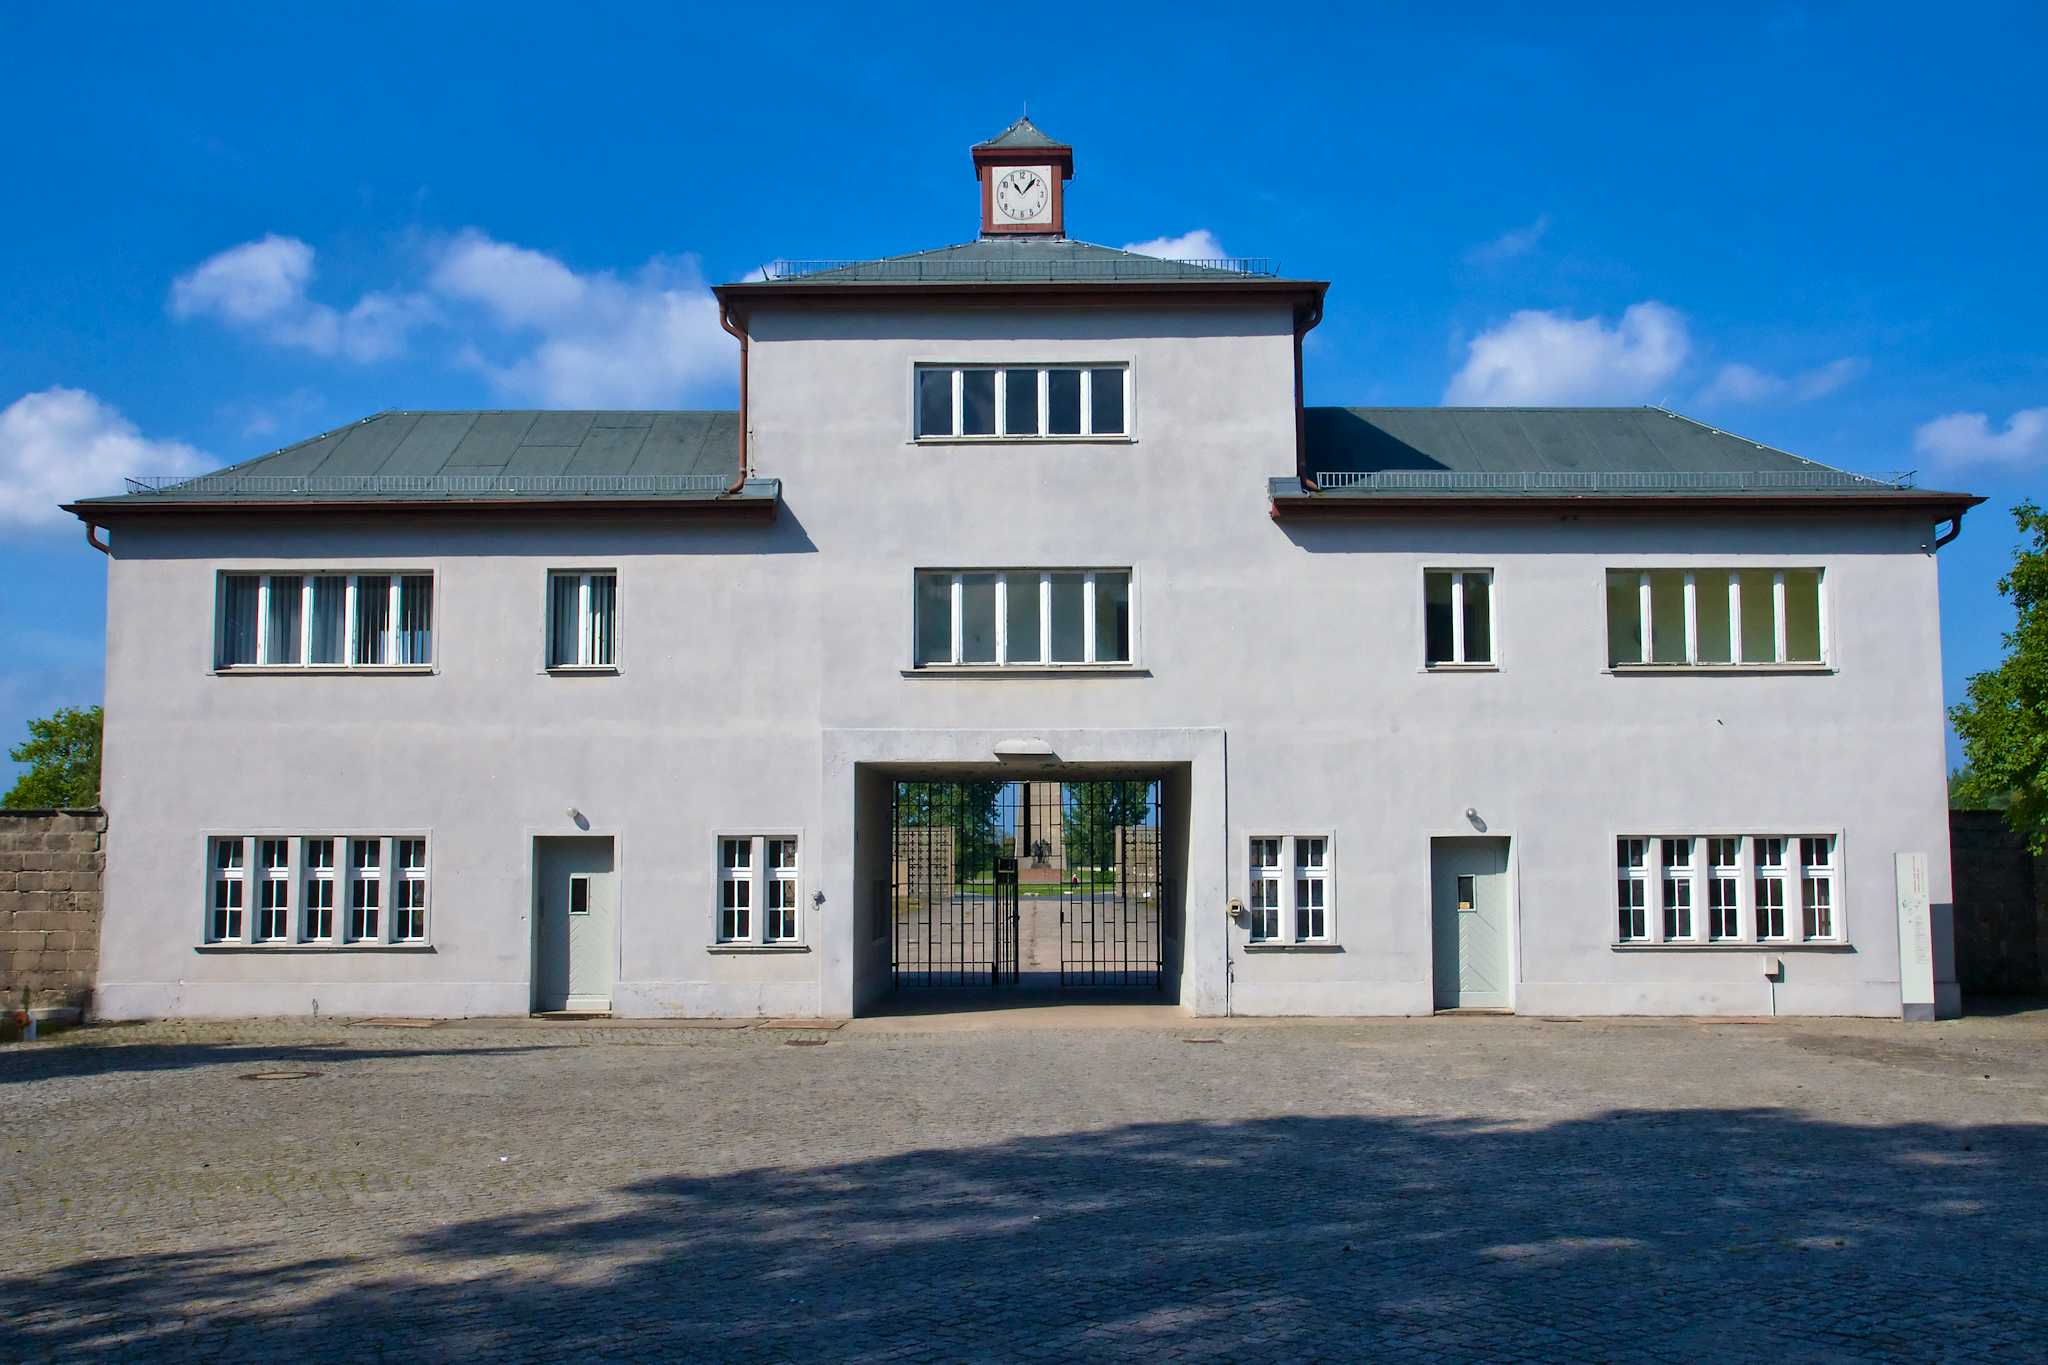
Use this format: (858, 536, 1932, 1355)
(0, 809, 105, 1017)
(1950, 810, 2048, 997)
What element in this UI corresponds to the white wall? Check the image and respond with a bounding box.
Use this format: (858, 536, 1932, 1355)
(92, 298, 1958, 1018)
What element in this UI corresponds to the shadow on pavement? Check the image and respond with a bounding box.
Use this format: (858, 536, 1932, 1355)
(0, 1040, 548, 1084)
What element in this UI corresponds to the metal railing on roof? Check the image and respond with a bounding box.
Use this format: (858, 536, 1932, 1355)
(121, 473, 731, 497)
(1309, 469, 1910, 494)
(758, 257, 1277, 281)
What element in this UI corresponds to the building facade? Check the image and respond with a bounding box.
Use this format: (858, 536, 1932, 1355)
(69, 120, 1979, 1020)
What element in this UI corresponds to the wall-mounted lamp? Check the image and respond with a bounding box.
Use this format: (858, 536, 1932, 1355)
(1464, 807, 1488, 832)
(566, 807, 590, 831)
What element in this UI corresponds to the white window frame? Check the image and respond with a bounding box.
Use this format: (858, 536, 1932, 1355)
(215, 571, 436, 672)
(1422, 568, 1496, 669)
(1658, 837, 1697, 942)
(208, 836, 247, 943)
(545, 569, 619, 671)
(1799, 836, 1838, 942)
(1604, 567, 1828, 670)
(911, 567, 1137, 669)
(912, 363, 1132, 441)
(197, 832, 430, 948)
(347, 837, 385, 944)
(303, 837, 338, 942)
(1616, 838, 1650, 942)
(254, 837, 293, 943)
(1612, 832, 1843, 946)
(714, 832, 804, 947)
(394, 838, 430, 942)
(1247, 834, 1335, 945)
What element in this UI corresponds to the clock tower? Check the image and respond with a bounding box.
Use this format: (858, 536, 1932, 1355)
(973, 116, 1073, 237)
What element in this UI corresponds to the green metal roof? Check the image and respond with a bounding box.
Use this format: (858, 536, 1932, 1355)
(972, 116, 1068, 152)
(731, 238, 1297, 287)
(71, 410, 770, 510)
(1275, 406, 1977, 511)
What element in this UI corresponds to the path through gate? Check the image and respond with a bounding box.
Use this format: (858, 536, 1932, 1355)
(889, 778, 1165, 991)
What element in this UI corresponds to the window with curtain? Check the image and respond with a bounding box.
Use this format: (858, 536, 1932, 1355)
(217, 572, 433, 669)
(547, 571, 618, 669)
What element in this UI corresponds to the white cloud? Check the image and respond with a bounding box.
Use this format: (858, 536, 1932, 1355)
(1445, 302, 1690, 405)
(1697, 356, 1865, 407)
(1466, 215, 1550, 266)
(428, 231, 729, 407)
(0, 387, 211, 528)
(1120, 229, 1227, 260)
(1913, 407, 2048, 471)
(169, 234, 430, 362)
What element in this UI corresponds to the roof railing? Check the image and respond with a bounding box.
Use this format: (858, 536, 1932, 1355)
(120, 473, 732, 497)
(757, 257, 1277, 281)
(1310, 469, 1911, 493)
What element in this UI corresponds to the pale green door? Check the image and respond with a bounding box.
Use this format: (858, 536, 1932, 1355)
(1431, 837, 1511, 1010)
(535, 836, 616, 1013)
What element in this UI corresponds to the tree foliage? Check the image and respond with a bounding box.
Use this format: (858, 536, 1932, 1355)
(2, 704, 103, 810)
(1950, 501, 2048, 851)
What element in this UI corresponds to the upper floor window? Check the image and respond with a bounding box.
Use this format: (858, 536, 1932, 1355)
(913, 568, 1132, 668)
(547, 571, 617, 669)
(218, 572, 433, 670)
(915, 364, 1128, 440)
(1424, 569, 1493, 667)
(1605, 568, 1824, 669)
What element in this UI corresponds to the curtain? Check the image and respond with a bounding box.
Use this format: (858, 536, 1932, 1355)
(397, 575, 433, 665)
(219, 575, 260, 666)
(264, 575, 302, 665)
(308, 576, 346, 664)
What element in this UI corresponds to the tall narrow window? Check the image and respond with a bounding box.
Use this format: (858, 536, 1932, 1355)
(1046, 369, 1083, 435)
(1002, 369, 1039, 436)
(348, 838, 383, 942)
(1707, 837, 1742, 940)
(1424, 570, 1494, 666)
(912, 569, 1133, 668)
(719, 838, 753, 942)
(766, 838, 800, 943)
(1754, 837, 1789, 940)
(256, 838, 292, 942)
(548, 571, 618, 668)
(209, 837, 246, 942)
(394, 839, 428, 941)
(264, 575, 303, 666)
(1294, 837, 1328, 941)
(304, 838, 336, 941)
(1660, 837, 1695, 940)
(1088, 368, 1126, 436)
(1799, 836, 1836, 940)
(1617, 838, 1649, 941)
(354, 574, 393, 665)
(1606, 569, 1826, 668)
(1248, 838, 1282, 942)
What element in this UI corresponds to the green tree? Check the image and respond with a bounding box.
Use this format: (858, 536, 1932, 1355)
(1950, 501, 2048, 851)
(3, 704, 103, 809)
(1062, 781, 1155, 871)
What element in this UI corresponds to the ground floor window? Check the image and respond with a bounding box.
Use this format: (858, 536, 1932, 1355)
(718, 835, 801, 945)
(1248, 834, 1332, 944)
(1616, 833, 1840, 945)
(202, 834, 427, 946)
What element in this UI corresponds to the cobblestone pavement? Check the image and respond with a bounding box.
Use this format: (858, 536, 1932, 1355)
(5, 1006, 2048, 1362)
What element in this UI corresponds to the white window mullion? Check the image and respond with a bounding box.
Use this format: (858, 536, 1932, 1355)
(1082, 572, 1097, 664)
(1038, 369, 1049, 437)
(1815, 572, 1829, 665)
(751, 836, 768, 945)
(344, 576, 358, 669)
(255, 578, 272, 666)
(1772, 572, 1788, 663)
(1079, 368, 1093, 437)
(994, 574, 1009, 665)
(1728, 573, 1744, 666)
(1647, 841, 1667, 944)
(1682, 572, 1699, 664)
(1449, 572, 1467, 664)
(386, 578, 401, 665)
(1039, 573, 1052, 661)
(579, 574, 594, 666)
(950, 573, 964, 665)
(951, 369, 964, 437)
(1636, 572, 1652, 664)
(300, 578, 314, 666)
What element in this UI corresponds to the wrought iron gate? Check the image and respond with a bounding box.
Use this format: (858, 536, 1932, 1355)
(889, 778, 1165, 992)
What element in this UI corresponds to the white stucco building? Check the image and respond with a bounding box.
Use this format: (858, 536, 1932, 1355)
(69, 119, 1980, 1021)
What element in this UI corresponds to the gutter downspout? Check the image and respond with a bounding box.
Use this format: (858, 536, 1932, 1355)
(1293, 294, 1326, 492)
(84, 521, 110, 554)
(1933, 512, 1965, 549)
(719, 303, 750, 495)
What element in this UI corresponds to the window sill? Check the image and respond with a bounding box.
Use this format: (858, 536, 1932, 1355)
(1611, 941, 1852, 952)
(196, 942, 436, 953)
(707, 943, 811, 954)
(545, 665, 620, 676)
(1606, 664, 1832, 676)
(912, 436, 1135, 447)
(1423, 663, 1500, 673)
(214, 666, 436, 677)
(903, 665, 1149, 678)
(1244, 942, 1345, 954)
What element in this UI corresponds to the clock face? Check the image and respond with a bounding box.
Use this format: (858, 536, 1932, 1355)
(993, 166, 1052, 223)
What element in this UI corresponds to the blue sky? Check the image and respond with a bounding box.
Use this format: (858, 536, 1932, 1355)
(2, 3, 2042, 777)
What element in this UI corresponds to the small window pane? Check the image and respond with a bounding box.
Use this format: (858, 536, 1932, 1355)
(916, 369, 953, 437)
(309, 576, 346, 664)
(570, 877, 590, 915)
(1461, 574, 1492, 663)
(1739, 570, 1777, 662)
(548, 574, 581, 667)
(1784, 570, 1822, 662)
(1047, 370, 1082, 435)
(1695, 571, 1733, 664)
(265, 576, 303, 665)
(396, 576, 433, 665)
(1424, 571, 1454, 664)
(354, 575, 392, 665)
(1003, 370, 1039, 436)
(1049, 573, 1086, 662)
(960, 573, 998, 663)
(1605, 571, 1642, 666)
(915, 572, 952, 666)
(588, 574, 616, 666)
(961, 370, 996, 436)
(220, 575, 260, 667)
(1088, 368, 1125, 435)
(1648, 571, 1686, 664)
(1006, 573, 1042, 663)
(1093, 572, 1131, 663)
